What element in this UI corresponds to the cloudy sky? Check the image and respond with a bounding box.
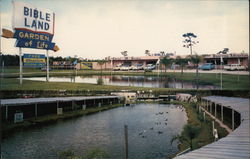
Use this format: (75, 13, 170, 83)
(1, 0, 249, 59)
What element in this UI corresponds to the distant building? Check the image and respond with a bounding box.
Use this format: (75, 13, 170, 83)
(52, 61, 75, 69)
(204, 53, 249, 67)
(110, 56, 161, 67)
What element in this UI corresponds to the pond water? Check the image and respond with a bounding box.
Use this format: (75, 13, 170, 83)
(2, 103, 187, 159)
(24, 75, 219, 89)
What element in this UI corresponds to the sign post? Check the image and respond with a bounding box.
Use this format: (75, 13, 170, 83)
(2, 2, 59, 85)
(46, 50, 49, 82)
(19, 47, 23, 84)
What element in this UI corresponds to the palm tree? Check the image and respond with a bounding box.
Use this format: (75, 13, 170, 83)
(145, 50, 150, 56)
(160, 56, 172, 74)
(188, 54, 202, 81)
(97, 60, 107, 76)
(175, 56, 188, 75)
(121, 51, 128, 57)
(171, 124, 200, 150)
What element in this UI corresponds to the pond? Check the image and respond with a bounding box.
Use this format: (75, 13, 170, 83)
(24, 75, 219, 89)
(2, 103, 187, 159)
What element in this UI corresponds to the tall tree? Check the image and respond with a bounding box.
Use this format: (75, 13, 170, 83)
(175, 56, 188, 75)
(182, 33, 199, 55)
(121, 51, 128, 57)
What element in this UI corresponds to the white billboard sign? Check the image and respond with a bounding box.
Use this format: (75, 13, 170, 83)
(12, 1, 55, 35)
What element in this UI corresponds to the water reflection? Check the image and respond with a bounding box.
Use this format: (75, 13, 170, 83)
(24, 75, 220, 89)
(2, 103, 187, 159)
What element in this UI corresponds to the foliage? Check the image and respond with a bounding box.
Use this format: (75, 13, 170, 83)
(188, 54, 203, 82)
(84, 148, 109, 159)
(160, 56, 173, 73)
(58, 148, 108, 159)
(182, 33, 198, 55)
(171, 124, 200, 150)
(0, 54, 19, 66)
(175, 56, 188, 74)
(121, 51, 128, 57)
(58, 150, 75, 159)
(145, 50, 150, 56)
(97, 78, 104, 85)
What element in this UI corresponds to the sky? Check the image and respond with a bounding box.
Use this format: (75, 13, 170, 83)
(0, 0, 249, 59)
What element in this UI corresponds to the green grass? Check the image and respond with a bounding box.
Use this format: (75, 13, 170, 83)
(1, 69, 249, 90)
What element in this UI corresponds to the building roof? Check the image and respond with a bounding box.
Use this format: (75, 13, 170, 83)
(204, 53, 249, 59)
(111, 56, 161, 61)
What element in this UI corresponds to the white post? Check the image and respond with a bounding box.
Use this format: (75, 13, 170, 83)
(46, 50, 49, 82)
(19, 47, 23, 84)
(232, 109, 234, 130)
(203, 111, 206, 121)
(220, 55, 223, 90)
(210, 101, 212, 113)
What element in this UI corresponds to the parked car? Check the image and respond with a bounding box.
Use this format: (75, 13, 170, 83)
(113, 64, 122, 71)
(120, 65, 131, 71)
(224, 64, 246, 71)
(200, 63, 215, 70)
(144, 64, 156, 70)
(131, 64, 144, 70)
(41, 67, 51, 71)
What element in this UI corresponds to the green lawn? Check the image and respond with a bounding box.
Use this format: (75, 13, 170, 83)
(1, 70, 249, 90)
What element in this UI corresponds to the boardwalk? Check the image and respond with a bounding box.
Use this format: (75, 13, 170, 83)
(174, 96, 250, 159)
(1, 96, 123, 121)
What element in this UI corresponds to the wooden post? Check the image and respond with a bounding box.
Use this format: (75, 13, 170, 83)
(232, 109, 234, 130)
(203, 111, 206, 121)
(212, 120, 215, 135)
(210, 102, 212, 114)
(46, 50, 49, 82)
(124, 125, 128, 159)
(215, 103, 217, 118)
(221, 105, 223, 122)
(5, 106, 8, 120)
(57, 101, 59, 111)
(35, 103, 37, 118)
(206, 100, 208, 110)
(19, 47, 23, 85)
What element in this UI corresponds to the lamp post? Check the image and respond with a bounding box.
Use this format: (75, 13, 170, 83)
(220, 54, 223, 90)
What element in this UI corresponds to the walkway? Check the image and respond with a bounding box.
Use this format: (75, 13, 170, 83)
(174, 96, 250, 159)
(1, 96, 122, 106)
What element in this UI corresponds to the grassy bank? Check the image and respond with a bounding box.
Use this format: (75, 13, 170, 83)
(2, 103, 123, 137)
(1, 69, 249, 90)
(165, 101, 228, 157)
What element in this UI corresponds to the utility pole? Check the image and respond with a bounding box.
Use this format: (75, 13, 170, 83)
(124, 125, 128, 159)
